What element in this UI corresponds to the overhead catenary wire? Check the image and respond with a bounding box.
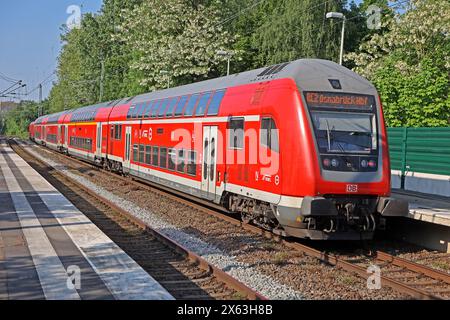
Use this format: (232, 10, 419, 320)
(0, 80, 24, 96)
(0, 71, 20, 83)
(25, 71, 57, 97)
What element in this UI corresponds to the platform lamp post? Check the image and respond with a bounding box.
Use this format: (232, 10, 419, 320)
(326, 11, 346, 66)
(160, 70, 171, 89)
(216, 50, 233, 76)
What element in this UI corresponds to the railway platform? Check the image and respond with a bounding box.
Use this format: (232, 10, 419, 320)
(391, 190, 450, 253)
(0, 141, 174, 300)
(393, 190, 450, 227)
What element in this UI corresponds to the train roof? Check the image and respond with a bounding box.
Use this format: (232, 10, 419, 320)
(129, 59, 376, 105)
(37, 59, 376, 121)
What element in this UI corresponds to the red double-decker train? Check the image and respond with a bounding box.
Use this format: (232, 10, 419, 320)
(29, 59, 407, 240)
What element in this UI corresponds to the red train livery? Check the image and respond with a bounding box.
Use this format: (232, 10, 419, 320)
(29, 59, 408, 240)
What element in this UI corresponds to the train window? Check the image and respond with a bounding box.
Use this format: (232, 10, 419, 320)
(130, 104, 139, 119)
(168, 149, 176, 171)
(145, 146, 151, 164)
(184, 94, 199, 116)
(116, 125, 122, 140)
(152, 146, 159, 166)
(139, 145, 145, 163)
(174, 96, 189, 117)
(136, 102, 146, 118)
(158, 99, 169, 117)
(229, 118, 244, 149)
(195, 92, 212, 116)
(127, 106, 134, 119)
(165, 97, 179, 118)
(136, 103, 147, 118)
(187, 151, 197, 176)
(203, 139, 209, 180)
(210, 138, 215, 182)
(207, 90, 225, 116)
(152, 101, 161, 118)
(159, 148, 168, 169)
(139, 102, 146, 118)
(110, 125, 114, 138)
(133, 145, 139, 162)
(260, 118, 279, 152)
(177, 149, 185, 173)
(144, 101, 154, 118)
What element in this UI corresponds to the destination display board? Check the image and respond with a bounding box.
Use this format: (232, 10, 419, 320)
(304, 92, 375, 110)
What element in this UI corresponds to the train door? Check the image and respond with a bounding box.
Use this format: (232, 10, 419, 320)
(96, 122, 102, 157)
(64, 125, 68, 148)
(123, 126, 132, 172)
(57, 125, 61, 146)
(201, 126, 218, 200)
(60, 125, 65, 147)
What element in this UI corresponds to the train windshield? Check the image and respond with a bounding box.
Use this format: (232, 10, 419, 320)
(304, 92, 378, 155)
(311, 111, 377, 154)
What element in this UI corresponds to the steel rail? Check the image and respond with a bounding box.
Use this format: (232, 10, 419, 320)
(375, 251, 450, 285)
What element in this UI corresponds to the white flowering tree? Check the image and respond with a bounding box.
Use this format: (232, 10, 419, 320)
(346, 0, 450, 127)
(116, 0, 236, 91)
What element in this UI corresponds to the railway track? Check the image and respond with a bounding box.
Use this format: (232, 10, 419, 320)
(10, 139, 265, 301)
(16, 139, 450, 300)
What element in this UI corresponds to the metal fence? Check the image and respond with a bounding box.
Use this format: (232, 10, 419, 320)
(387, 127, 450, 186)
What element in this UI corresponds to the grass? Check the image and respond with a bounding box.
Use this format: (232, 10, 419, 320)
(431, 261, 450, 271)
(259, 242, 277, 251)
(272, 252, 289, 265)
(231, 291, 247, 300)
(337, 274, 358, 286)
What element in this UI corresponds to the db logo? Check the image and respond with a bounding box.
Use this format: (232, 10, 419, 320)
(346, 184, 358, 193)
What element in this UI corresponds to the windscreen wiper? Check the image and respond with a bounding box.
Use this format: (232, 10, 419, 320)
(325, 120, 346, 152)
(326, 120, 332, 151)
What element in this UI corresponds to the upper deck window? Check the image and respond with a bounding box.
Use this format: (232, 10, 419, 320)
(143, 101, 154, 118)
(158, 99, 169, 117)
(165, 97, 179, 117)
(152, 101, 161, 118)
(131, 104, 141, 119)
(175, 95, 189, 117)
(184, 94, 199, 117)
(195, 92, 212, 116)
(260, 118, 279, 152)
(136, 103, 147, 118)
(207, 90, 226, 116)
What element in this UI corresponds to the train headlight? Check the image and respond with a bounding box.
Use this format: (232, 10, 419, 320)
(361, 159, 368, 168)
(368, 160, 377, 168)
(331, 158, 339, 168)
(323, 158, 331, 167)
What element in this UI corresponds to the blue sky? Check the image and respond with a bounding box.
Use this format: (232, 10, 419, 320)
(0, 0, 103, 102)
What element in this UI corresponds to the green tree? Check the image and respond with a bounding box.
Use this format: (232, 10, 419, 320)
(347, 0, 450, 127)
(48, 0, 143, 113)
(2, 101, 41, 138)
(116, 0, 235, 91)
(251, 0, 343, 65)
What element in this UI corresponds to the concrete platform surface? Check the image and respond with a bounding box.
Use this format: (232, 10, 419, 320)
(0, 141, 174, 300)
(392, 190, 450, 227)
